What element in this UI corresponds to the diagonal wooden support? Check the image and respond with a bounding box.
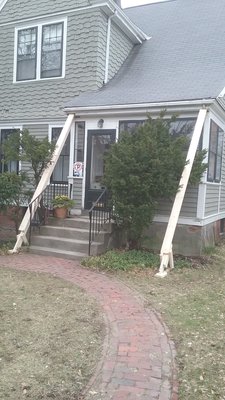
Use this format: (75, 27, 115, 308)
(9, 113, 75, 254)
(156, 108, 207, 277)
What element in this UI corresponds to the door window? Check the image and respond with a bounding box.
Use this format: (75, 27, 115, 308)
(90, 134, 111, 189)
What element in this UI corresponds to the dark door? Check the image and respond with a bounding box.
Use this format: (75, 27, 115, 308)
(85, 129, 116, 209)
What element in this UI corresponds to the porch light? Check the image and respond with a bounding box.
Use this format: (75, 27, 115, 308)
(98, 119, 104, 128)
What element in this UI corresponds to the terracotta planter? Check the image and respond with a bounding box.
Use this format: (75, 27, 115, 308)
(54, 207, 68, 219)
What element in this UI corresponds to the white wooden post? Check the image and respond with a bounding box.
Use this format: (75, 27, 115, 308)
(9, 113, 75, 253)
(156, 108, 207, 277)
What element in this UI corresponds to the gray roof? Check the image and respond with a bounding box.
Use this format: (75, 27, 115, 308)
(65, 0, 225, 109)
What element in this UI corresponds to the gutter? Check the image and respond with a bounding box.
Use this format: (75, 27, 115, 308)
(104, 13, 114, 84)
(64, 98, 214, 115)
(108, 0, 149, 41)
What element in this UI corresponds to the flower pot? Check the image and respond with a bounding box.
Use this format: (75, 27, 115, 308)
(54, 207, 68, 219)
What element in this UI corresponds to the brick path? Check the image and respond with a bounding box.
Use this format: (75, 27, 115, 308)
(0, 254, 178, 400)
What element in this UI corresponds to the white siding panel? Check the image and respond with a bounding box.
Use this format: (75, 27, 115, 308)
(156, 186, 198, 218)
(205, 185, 220, 216)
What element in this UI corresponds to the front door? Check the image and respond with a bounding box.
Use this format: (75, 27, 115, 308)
(85, 129, 116, 209)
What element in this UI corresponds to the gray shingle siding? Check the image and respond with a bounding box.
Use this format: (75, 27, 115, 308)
(23, 124, 48, 138)
(0, 9, 107, 122)
(0, 0, 89, 24)
(96, 12, 108, 88)
(108, 22, 133, 82)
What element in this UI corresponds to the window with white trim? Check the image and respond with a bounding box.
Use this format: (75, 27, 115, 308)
(0, 129, 19, 174)
(51, 127, 70, 183)
(15, 20, 66, 82)
(207, 120, 224, 182)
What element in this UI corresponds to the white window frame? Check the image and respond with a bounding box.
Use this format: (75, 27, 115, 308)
(13, 18, 67, 83)
(207, 117, 224, 184)
(49, 124, 71, 183)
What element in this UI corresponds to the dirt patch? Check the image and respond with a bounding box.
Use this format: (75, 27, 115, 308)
(0, 267, 104, 400)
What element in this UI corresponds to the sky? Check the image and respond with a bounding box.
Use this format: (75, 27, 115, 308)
(121, 0, 165, 8)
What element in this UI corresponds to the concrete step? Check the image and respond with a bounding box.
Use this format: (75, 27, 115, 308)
(29, 245, 87, 261)
(47, 216, 90, 229)
(39, 225, 93, 241)
(30, 234, 103, 254)
(29, 214, 110, 259)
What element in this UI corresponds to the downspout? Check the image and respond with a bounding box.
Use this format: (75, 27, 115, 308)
(104, 12, 116, 84)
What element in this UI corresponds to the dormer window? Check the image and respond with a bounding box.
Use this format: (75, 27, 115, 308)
(14, 19, 67, 82)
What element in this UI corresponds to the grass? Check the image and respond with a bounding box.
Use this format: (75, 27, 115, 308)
(82, 249, 192, 271)
(84, 247, 225, 400)
(0, 267, 104, 400)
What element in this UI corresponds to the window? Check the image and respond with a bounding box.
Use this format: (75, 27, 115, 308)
(75, 122, 85, 163)
(0, 129, 19, 174)
(17, 27, 37, 81)
(119, 118, 196, 140)
(119, 120, 145, 134)
(51, 127, 69, 183)
(207, 120, 224, 182)
(169, 119, 196, 140)
(15, 20, 66, 82)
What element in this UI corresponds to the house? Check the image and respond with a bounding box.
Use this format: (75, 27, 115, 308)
(1, 0, 225, 261)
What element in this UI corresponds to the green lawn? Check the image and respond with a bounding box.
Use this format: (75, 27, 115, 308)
(0, 267, 104, 400)
(83, 247, 225, 400)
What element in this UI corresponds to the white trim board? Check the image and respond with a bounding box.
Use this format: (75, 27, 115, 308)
(0, 0, 7, 12)
(0, 3, 112, 27)
(64, 99, 214, 116)
(154, 212, 225, 227)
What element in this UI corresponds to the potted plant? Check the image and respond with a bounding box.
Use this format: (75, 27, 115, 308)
(52, 195, 75, 219)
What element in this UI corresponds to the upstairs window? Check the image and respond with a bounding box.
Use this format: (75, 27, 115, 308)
(207, 120, 224, 182)
(15, 20, 66, 82)
(17, 27, 37, 81)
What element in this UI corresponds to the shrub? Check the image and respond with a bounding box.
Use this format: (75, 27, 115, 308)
(52, 195, 75, 209)
(2, 129, 56, 187)
(104, 115, 207, 249)
(0, 172, 31, 233)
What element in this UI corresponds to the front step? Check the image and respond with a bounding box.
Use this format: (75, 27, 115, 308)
(40, 226, 90, 240)
(31, 235, 103, 254)
(29, 245, 87, 261)
(29, 215, 110, 260)
(48, 216, 90, 229)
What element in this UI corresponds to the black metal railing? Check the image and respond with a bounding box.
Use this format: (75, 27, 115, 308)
(88, 188, 112, 256)
(28, 182, 71, 243)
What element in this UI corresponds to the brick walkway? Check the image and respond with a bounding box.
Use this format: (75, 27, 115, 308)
(0, 254, 178, 400)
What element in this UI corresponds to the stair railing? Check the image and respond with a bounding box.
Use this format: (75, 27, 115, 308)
(88, 188, 112, 256)
(28, 182, 71, 244)
(9, 113, 75, 253)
